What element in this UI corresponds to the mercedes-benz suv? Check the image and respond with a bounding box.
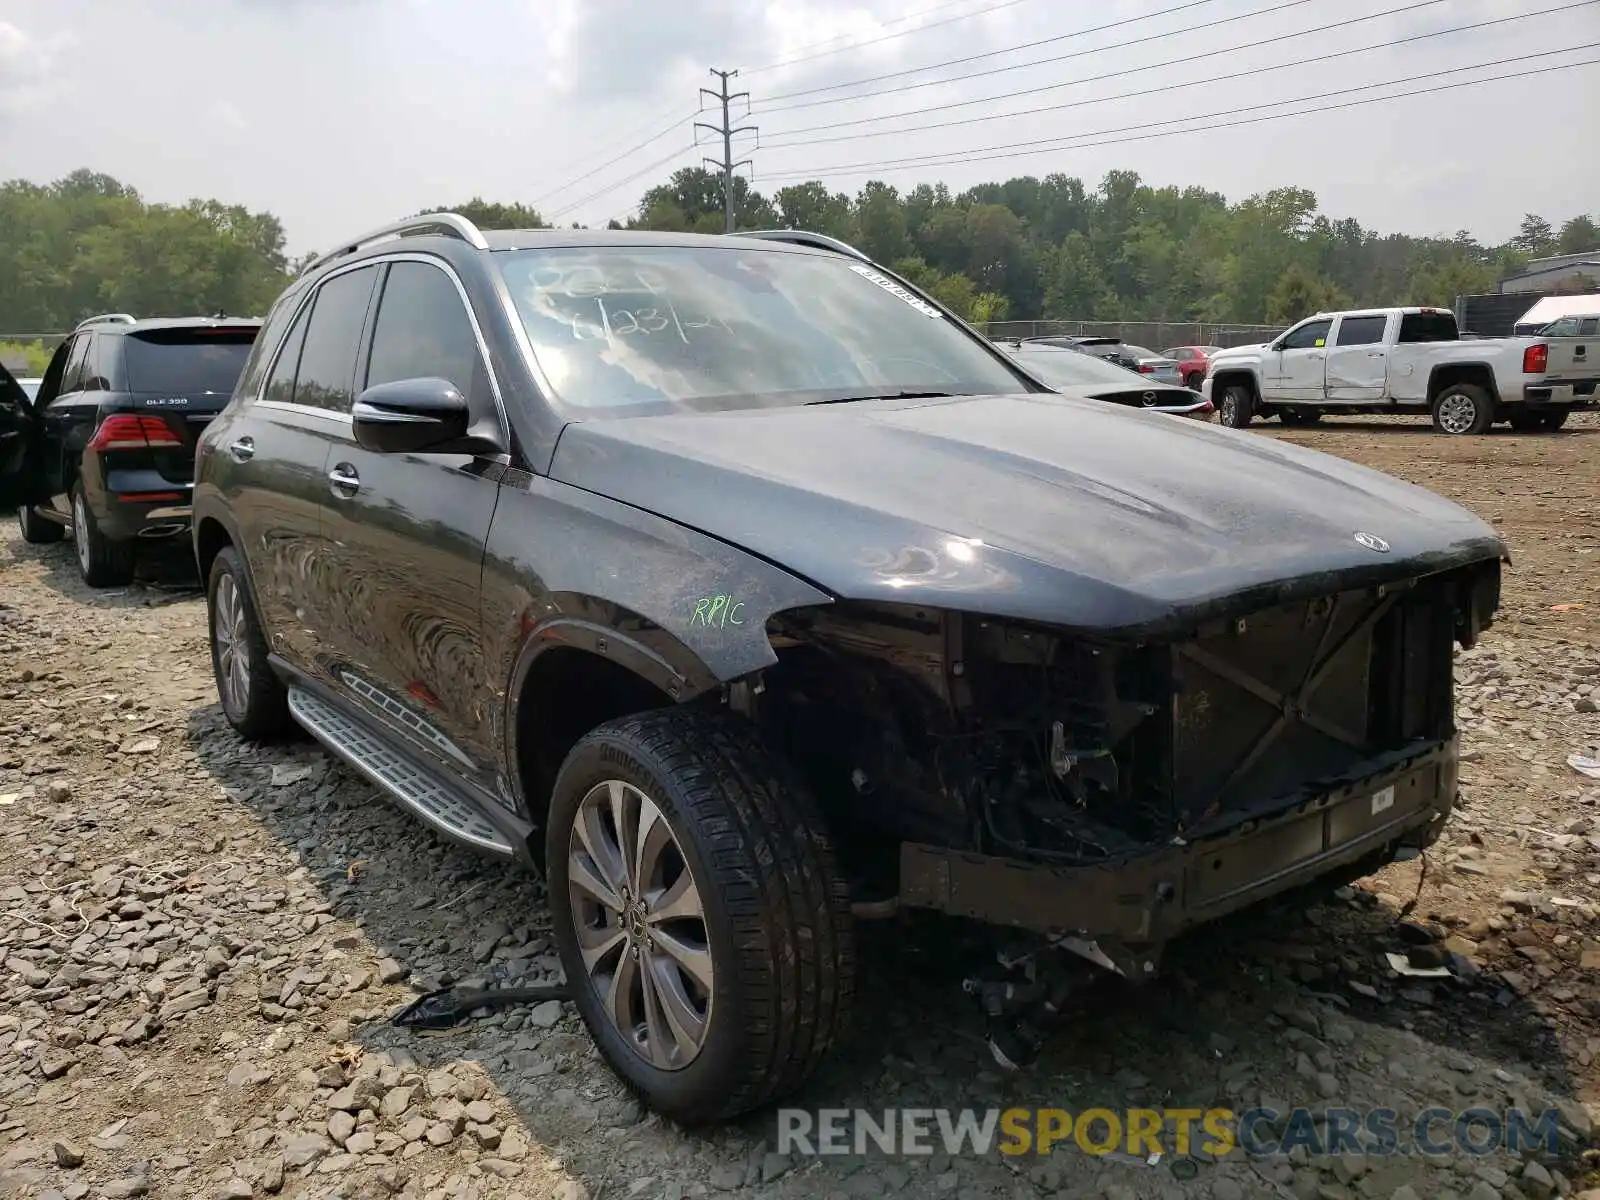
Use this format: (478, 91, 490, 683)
(171, 214, 1503, 1126)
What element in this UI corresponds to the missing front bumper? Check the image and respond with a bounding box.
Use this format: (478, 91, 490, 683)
(898, 739, 1456, 946)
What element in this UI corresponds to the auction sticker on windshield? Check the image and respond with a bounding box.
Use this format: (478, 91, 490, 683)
(848, 264, 944, 319)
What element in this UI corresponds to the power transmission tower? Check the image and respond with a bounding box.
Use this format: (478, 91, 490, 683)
(696, 68, 756, 234)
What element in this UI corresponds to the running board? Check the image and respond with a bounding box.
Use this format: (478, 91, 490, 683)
(287, 686, 515, 857)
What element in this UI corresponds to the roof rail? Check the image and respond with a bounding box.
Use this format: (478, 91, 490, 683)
(737, 229, 871, 262)
(301, 211, 490, 277)
(74, 313, 137, 330)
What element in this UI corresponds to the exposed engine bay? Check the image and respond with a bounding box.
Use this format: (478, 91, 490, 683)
(757, 558, 1501, 871)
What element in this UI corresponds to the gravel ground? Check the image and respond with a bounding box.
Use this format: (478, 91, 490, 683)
(2, 413, 1599, 1200)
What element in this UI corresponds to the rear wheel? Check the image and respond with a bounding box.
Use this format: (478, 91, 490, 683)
(17, 503, 65, 544)
(1183, 372, 1204, 392)
(1218, 384, 1254, 428)
(547, 708, 855, 1126)
(1278, 408, 1322, 426)
(71, 485, 136, 587)
(1431, 384, 1495, 435)
(1538, 409, 1569, 431)
(207, 546, 292, 740)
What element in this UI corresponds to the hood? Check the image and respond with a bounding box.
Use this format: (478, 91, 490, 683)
(550, 393, 1504, 634)
(1213, 343, 1269, 360)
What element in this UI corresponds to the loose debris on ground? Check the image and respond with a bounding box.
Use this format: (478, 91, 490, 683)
(2, 413, 1599, 1200)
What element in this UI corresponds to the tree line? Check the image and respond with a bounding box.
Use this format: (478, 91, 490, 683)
(3, 167, 1596, 357)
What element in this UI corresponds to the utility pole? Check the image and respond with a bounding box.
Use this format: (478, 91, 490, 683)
(696, 68, 756, 234)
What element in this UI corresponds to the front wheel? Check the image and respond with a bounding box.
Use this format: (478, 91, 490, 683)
(71, 486, 136, 587)
(547, 708, 855, 1126)
(1218, 385, 1254, 428)
(18, 504, 65, 544)
(1431, 384, 1495, 435)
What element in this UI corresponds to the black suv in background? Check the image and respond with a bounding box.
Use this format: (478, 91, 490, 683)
(176, 214, 1501, 1126)
(6, 312, 259, 585)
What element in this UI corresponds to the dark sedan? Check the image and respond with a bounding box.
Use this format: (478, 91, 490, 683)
(1000, 340, 1214, 419)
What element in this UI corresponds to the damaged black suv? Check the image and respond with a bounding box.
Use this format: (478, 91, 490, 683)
(182, 214, 1505, 1125)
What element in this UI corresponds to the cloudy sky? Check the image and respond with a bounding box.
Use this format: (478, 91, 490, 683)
(1, 0, 1595, 255)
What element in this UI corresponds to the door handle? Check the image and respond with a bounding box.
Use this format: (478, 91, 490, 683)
(227, 437, 254, 462)
(327, 464, 360, 497)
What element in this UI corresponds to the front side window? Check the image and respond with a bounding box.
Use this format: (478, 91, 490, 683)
(365, 261, 484, 399)
(1281, 320, 1332, 351)
(496, 246, 1029, 414)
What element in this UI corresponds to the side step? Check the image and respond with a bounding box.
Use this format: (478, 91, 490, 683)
(287, 686, 515, 857)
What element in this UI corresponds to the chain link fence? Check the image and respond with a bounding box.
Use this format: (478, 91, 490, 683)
(977, 319, 1282, 349)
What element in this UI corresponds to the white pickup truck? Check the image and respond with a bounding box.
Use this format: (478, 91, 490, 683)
(1203, 306, 1597, 435)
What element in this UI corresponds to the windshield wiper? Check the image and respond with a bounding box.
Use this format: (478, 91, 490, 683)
(806, 390, 958, 406)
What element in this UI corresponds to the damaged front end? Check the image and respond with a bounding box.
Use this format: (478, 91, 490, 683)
(758, 555, 1502, 982)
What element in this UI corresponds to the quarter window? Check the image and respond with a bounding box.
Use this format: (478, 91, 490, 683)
(262, 302, 312, 408)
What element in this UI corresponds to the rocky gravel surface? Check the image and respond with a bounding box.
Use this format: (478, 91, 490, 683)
(2, 415, 1599, 1200)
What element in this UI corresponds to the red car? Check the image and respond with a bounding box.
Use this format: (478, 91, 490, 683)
(1162, 345, 1224, 391)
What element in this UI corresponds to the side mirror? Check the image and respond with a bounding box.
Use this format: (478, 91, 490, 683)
(352, 377, 481, 455)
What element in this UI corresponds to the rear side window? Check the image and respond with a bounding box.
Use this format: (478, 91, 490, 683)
(1396, 313, 1459, 343)
(1335, 315, 1387, 346)
(123, 328, 258, 394)
(292, 266, 379, 412)
(1581, 318, 1599, 335)
(262, 303, 311, 407)
(236, 294, 305, 402)
(364, 261, 484, 400)
(58, 335, 92, 395)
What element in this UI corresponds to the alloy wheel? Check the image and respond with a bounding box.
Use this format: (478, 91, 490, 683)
(213, 573, 251, 717)
(567, 779, 714, 1071)
(72, 494, 91, 574)
(1435, 393, 1477, 435)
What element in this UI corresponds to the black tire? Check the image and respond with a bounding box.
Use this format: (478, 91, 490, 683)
(1430, 383, 1495, 435)
(547, 707, 855, 1127)
(1183, 372, 1205, 392)
(17, 503, 65, 544)
(1278, 408, 1323, 426)
(1507, 409, 1543, 433)
(1218, 384, 1254, 428)
(206, 545, 292, 740)
(1539, 409, 1570, 431)
(71, 485, 136, 587)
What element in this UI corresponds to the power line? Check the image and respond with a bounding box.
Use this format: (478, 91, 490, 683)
(754, 51, 1600, 182)
(746, 0, 1039, 75)
(532, 112, 697, 207)
(546, 143, 698, 221)
(756, 0, 1596, 149)
(757, 0, 1305, 107)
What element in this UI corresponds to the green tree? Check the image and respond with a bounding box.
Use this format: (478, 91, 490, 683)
(1512, 213, 1557, 257)
(1557, 214, 1598, 254)
(1265, 264, 1345, 324)
(424, 198, 547, 229)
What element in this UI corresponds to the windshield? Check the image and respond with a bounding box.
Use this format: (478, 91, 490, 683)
(123, 328, 258, 394)
(496, 245, 1030, 413)
(1006, 347, 1146, 389)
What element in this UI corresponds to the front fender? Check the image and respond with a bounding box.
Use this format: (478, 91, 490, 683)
(481, 471, 834, 759)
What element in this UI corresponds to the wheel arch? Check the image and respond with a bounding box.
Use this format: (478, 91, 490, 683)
(1427, 362, 1498, 405)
